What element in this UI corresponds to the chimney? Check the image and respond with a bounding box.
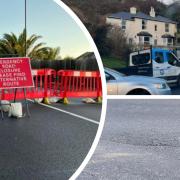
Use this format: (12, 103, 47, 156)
(130, 7, 137, 14)
(150, 7, 156, 17)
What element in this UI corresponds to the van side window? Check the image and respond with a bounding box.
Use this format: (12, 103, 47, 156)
(155, 52, 164, 63)
(167, 53, 178, 66)
(132, 53, 150, 65)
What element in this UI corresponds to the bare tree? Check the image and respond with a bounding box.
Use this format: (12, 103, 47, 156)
(106, 26, 133, 61)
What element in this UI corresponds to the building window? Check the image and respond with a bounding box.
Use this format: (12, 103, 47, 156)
(142, 20, 147, 30)
(163, 38, 173, 46)
(165, 23, 169, 32)
(144, 36, 150, 45)
(155, 25, 157, 31)
(121, 20, 126, 30)
(139, 36, 151, 45)
(129, 38, 133, 44)
(167, 38, 173, 45)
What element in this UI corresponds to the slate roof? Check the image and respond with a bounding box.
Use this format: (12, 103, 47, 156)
(162, 34, 175, 38)
(108, 12, 177, 24)
(137, 31, 152, 37)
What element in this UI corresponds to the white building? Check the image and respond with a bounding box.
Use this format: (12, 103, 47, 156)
(106, 7, 177, 46)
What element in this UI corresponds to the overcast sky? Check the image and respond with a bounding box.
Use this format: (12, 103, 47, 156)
(158, 0, 177, 4)
(0, 0, 93, 58)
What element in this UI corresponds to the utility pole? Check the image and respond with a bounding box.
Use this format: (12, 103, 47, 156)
(25, 0, 27, 57)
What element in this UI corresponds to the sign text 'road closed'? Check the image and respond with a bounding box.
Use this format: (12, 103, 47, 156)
(0, 57, 34, 89)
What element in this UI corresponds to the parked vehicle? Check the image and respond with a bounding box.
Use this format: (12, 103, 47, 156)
(118, 48, 180, 85)
(105, 68, 171, 95)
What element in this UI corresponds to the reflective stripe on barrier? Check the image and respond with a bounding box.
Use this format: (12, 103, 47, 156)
(0, 69, 102, 100)
(0, 69, 56, 100)
(57, 70, 102, 98)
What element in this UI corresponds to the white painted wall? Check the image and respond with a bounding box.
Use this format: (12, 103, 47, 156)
(106, 17, 177, 46)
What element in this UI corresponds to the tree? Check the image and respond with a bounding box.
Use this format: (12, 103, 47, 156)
(94, 25, 112, 56)
(0, 29, 60, 60)
(107, 26, 133, 61)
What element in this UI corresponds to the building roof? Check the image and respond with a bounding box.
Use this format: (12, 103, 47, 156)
(108, 11, 177, 24)
(162, 34, 175, 38)
(137, 31, 152, 37)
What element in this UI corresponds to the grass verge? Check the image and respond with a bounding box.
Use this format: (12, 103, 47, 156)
(102, 56, 127, 69)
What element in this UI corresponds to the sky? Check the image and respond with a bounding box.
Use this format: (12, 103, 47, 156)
(158, 0, 177, 4)
(0, 0, 93, 58)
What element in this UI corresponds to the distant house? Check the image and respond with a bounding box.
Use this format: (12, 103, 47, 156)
(106, 7, 177, 47)
(76, 52, 99, 71)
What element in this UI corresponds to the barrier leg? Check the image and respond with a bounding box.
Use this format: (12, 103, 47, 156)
(57, 97, 69, 105)
(0, 102, 4, 120)
(43, 69, 51, 105)
(63, 97, 69, 105)
(43, 97, 51, 105)
(97, 96, 102, 103)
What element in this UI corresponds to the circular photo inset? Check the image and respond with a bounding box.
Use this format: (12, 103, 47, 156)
(0, 0, 106, 179)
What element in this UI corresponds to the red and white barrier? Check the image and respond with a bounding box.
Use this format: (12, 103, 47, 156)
(0, 69, 102, 101)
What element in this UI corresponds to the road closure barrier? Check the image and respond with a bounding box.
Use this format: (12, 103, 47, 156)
(0, 69, 102, 103)
(56, 70, 102, 98)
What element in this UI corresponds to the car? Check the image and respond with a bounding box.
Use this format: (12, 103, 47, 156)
(105, 68, 171, 95)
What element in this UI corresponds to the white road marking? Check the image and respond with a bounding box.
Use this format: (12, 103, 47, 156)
(28, 99, 99, 125)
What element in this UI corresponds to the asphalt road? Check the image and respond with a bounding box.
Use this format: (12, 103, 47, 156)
(79, 100, 180, 180)
(0, 100, 101, 180)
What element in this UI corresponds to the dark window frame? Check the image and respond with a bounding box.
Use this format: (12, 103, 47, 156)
(132, 53, 151, 66)
(154, 52, 164, 64)
(167, 52, 179, 66)
(142, 20, 147, 30)
(105, 72, 116, 81)
(165, 23, 169, 32)
(121, 20, 126, 30)
(155, 25, 157, 31)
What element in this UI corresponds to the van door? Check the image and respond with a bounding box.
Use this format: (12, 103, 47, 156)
(165, 51, 180, 83)
(152, 50, 168, 78)
(130, 50, 153, 76)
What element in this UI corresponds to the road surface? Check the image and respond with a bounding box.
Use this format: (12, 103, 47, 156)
(0, 100, 101, 180)
(79, 100, 180, 180)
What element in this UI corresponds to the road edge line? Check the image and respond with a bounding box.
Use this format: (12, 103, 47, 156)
(28, 99, 99, 125)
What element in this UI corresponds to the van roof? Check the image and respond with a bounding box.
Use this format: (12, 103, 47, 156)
(131, 48, 172, 54)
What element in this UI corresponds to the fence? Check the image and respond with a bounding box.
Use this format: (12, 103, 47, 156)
(0, 69, 102, 102)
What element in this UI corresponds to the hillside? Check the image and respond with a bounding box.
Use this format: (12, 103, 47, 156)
(166, 1, 180, 29)
(62, 0, 167, 34)
(62, 0, 180, 68)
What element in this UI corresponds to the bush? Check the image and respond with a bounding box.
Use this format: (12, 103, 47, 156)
(106, 26, 133, 62)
